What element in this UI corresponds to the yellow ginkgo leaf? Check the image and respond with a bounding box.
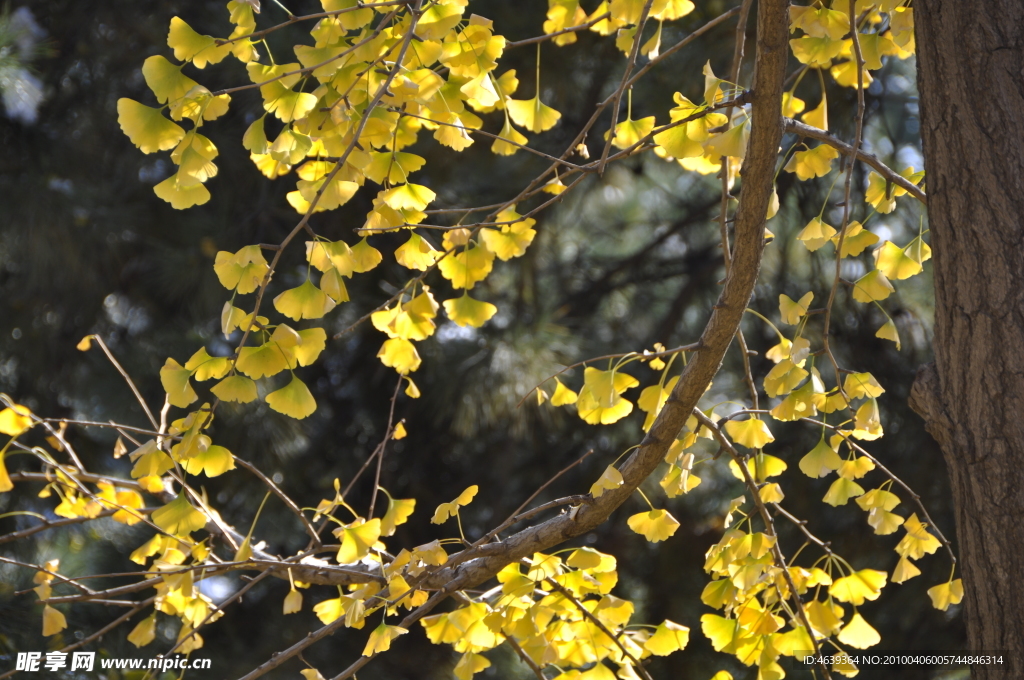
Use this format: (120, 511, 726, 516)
(765, 358, 811, 401)
(266, 375, 317, 419)
(759, 482, 785, 503)
(377, 338, 422, 375)
(654, 123, 704, 160)
(184, 347, 231, 381)
(431, 485, 479, 524)
(130, 443, 173, 479)
(443, 294, 497, 328)
(381, 497, 416, 537)
(823, 477, 865, 506)
(576, 367, 639, 425)
(151, 493, 207, 535)
(307, 238, 356, 276)
(480, 207, 536, 260)
(829, 569, 887, 605)
(790, 36, 844, 68)
(127, 615, 156, 647)
(831, 59, 873, 89)
(876, 323, 901, 356)
(362, 622, 409, 656)
(382, 183, 436, 212)
(181, 444, 235, 477)
(260, 81, 318, 123)
(874, 240, 923, 280)
(153, 173, 211, 210)
(506, 95, 561, 133)
(704, 123, 748, 159)
(0, 403, 33, 436)
(395, 232, 441, 271)
(293, 328, 328, 367)
(550, 378, 579, 406)
(661, 463, 701, 498)
(700, 614, 745, 653)
(792, 6, 850, 40)
(42, 605, 67, 637)
(274, 280, 337, 321)
(724, 418, 774, 449)
(393, 422, 408, 439)
(729, 453, 787, 483)
(895, 513, 942, 559)
(167, 17, 231, 68)
(313, 597, 345, 625)
(590, 465, 624, 498)
(335, 518, 382, 564)
(627, 508, 680, 543)
(492, 117, 529, 156)
(802, 96, 828, 131)
(785, 144, 839, 180)
(142, 55, 199, 105)
(867, 507, 904, 535)
(852, 269, 895, 303)
(838, 455, 875, 480)
(892, 555, 921, 584)
(236, 344, 289, 380)
(782, 92, 806, 117)
(565, 547, 603, 570)
(832, 221, 879, 257)
(453, 652, 490, 680)
(805, 599, 844, 637)
(797, 217, 837, 252)
(837, 612, 881, 649)
(865, 171, 897, 213)
(843, 372, 885, 398)
(437, 243, 495, 290)
(608, 115, 656, 150)
(117, 99, 185, 154)
(283, 588, 303, 615)
(214, 245, 269, 294)
(799, 437, 843, 478)
(644, 620, 690, 655)
(0, 453, 13, 493)
(927, 579, 963, 611)
(779, 292, 814, 325)
(160, 358, 198, 408)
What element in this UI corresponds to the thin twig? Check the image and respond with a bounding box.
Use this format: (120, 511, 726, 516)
(507, 12, 610, 48)
(546, 578, 653, 680)
(83, 335, 159, 430)
(233, 455, 320, 544)
(506, 635, 547, 680)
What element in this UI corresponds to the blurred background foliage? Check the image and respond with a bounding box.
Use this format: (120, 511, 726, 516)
(0, 1, 962, 678)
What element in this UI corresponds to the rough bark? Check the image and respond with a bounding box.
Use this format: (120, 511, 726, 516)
(912, 1, 1024, 675)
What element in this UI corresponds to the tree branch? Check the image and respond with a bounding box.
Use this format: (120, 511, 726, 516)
(784, 118, 928, 204)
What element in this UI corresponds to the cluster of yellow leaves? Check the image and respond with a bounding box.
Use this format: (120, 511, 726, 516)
(419, 549, 689, 679)
(789, 2, 913, 92)
(700, 514, 899, 678)
(125, 532, 223, 653)
(652, 64, 749, 179)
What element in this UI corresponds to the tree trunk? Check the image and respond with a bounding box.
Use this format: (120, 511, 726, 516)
(912, 1, 1024, 676)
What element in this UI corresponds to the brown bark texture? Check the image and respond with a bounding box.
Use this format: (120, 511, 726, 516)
(912, 0, 1024, 675)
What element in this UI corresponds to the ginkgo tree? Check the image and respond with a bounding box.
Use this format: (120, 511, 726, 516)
(4, 0, 1019, 678)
